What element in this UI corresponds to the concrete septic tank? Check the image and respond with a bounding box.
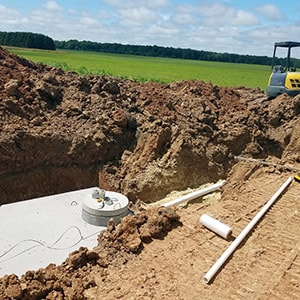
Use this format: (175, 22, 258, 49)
(0, 187, 129, 277)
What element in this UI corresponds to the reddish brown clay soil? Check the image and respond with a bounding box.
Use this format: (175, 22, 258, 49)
(0, 47, 299, 299)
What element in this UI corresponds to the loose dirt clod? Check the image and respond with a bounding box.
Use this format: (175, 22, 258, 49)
(0, 46, 299, 299)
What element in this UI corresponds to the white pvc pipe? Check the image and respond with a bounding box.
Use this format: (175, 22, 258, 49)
(203, 176, 293, 284)
(200, 214, 232, 239)
(162, 180, 225, 208)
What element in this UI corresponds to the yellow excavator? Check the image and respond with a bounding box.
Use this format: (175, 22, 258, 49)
(266, 41, 300, 99)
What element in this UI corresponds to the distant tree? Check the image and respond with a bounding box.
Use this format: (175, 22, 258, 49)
(0, 31, 55, 50)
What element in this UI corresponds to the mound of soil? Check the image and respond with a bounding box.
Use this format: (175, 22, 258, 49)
(0, 46, 299, 299)
(1, 47, 299, 204)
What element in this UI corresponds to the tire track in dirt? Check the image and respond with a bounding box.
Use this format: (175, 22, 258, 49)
(201, 170, 300, 299)
(262, 243, 299, 299)
(257, 188, 300, 300)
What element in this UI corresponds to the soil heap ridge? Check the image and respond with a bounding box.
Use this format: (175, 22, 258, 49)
(0, 45, 299, 204)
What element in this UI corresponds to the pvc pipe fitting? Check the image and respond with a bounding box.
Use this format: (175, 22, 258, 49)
(200, 214, 232, 239)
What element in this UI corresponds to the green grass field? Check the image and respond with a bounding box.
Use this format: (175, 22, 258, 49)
(6, 47, 271, 90)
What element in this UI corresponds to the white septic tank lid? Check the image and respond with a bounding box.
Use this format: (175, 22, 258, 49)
(82, 188, 129, 226)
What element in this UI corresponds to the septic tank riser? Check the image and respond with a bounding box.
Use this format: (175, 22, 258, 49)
(82, 189, 129, 227)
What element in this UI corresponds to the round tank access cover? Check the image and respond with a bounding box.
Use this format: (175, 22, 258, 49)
(82, 188, 129, 226)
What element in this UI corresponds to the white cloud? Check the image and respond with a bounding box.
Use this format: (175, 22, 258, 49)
(0, 4, 17, 15)
(232, 10, 259, 26)
(103, 0, 170, 9)
(248, 25, 300, 44)
(255, 4, 285, 21)
(0, 5, 21, 25)
(80, 16, 99, 26)
(184, 25, 242, 53)
(173, 13, 194, 25)
(148, 23, 179, 36)
(196, 2, 259, 26)
(43, 0, 62, 12)
(119, 7, 156, 24)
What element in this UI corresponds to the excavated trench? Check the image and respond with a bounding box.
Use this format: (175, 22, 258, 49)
(0, 46, 300, 205)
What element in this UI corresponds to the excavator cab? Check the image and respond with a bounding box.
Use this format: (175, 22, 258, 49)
(266, 41, 300, 99)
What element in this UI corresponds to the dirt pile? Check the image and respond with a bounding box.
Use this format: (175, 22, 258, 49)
(0, 46, 299, 204)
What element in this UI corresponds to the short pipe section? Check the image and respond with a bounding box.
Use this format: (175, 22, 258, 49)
(200, 214, 232, 240)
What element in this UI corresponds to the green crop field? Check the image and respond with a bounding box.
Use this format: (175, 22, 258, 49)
(6, 47, 271, 90)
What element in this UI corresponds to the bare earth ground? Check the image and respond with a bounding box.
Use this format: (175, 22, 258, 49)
(0, 47, 299, 299)
(90, 165, 300, 300)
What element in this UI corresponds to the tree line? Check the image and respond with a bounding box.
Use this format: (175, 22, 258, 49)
(55, 39, 275, 66)
(0, 31, 55, 50)
(1, 31, 299, 68)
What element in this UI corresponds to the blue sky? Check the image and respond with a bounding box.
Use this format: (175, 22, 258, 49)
(0, 0, 299, 56)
